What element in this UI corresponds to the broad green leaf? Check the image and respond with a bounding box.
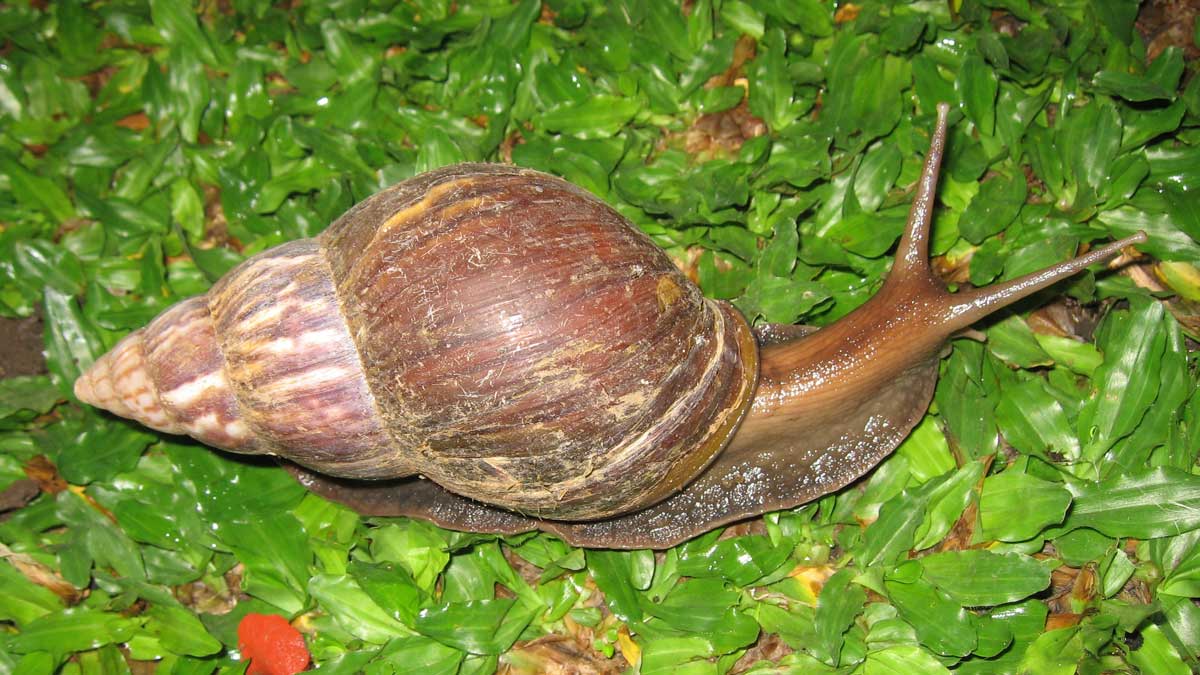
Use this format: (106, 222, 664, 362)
(534, 96, 640, 138)
(813, 569, 867, 665)
(369, 521, 450, 593)
(349, 561, 426, 627)
(1025, 625, 1091, 675)
(1077, 299, 1165, 462)
(884, 574, 977, 657)
(368, 636, 463, 675)
(1128, 624, 1191, 675)
(913, 460, 985, 550)
(0, 156, 76, 223)
(958, 173, 1026, 244)
(676, 535, 792, 586)
(863, 645, 952, 674)
(13, 241, 85, 297)
(748, 27, 794, 130)
(0, 563, 62, 627)
(918, 550, 1051, 606)
(220, 518, 311, 614)
(986, 315, 1052, 368)
(413, 598, 536, 655)
(995, 380, 1081, 462)
(5, 609, 139, 655)
(934, 341, 1001, 458)
(856, 486, 926, 567)
(56, 490, 146, 582)
(1065, 468, 1200, 539)
(586, 549, 645, 624)
(142, 605, 221, 657)
(957, 53, 998, 136)
(641, 578, 736, 633)
(42, 288, 105, 399)
(308, 574, 412, 644)
(1099, 205, 1200, 263)
(978, 471, 1071, 543)
(639, 636, 714, 675)
(0, 376, 61, 429)
(54, 415, 156, 485)
(895, 416, 955, 483)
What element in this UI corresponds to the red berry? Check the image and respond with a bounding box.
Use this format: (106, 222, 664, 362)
(237, 613, 311, 675)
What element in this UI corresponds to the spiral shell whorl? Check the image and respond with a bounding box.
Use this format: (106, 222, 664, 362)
(73, 331, 184, 436)
(76, 245, 408, 477)
(205, 239, 408, 478)
(74, 296, 259, 451)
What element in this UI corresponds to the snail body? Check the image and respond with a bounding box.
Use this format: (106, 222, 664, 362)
(76, 105, 1144, 548)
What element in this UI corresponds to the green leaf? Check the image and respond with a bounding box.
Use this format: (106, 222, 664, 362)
(639, 636, 714, 674)
(169, 179, 205, 242)
(0, 376, 61, 429)
(1020, 626, 1083, 675)
(957, 53, 998, 136)
(56, 490, 146, 582)
(918, 550, 1051, 606)
(534, 96, 640, 138)
(662, 536, 771, 588)
(42, 287, 104, 399)
(1065, 468, 1200, 539)
(857, 486, 926, 567)
(586, 549, 645, 624)
(369, 521, 450, 593)
(978, 471, 1072, 543)
(958, 173, 1027, 244)
(748, 28, 794, 131)
(220, 518, 312, 614)
(995, 380, 1081, 462)
(414, 598, 537, 655)
(0, 155, 76, 224)
(5, 609, 139, 655)
(0, 563, 62, 627)
(895, 416, 955, 484)
(370, 636, 463, 675)
(720, 1, 765, 39)
(935, 341, 1000, 458)
(1077, 299, 1165, 462)
(1091, 71, 1174, 102)
(150, 0, 218, 66)
(54, 416, 155, 485)
(143, 605, 221, 657)
(986, 315, 1052, 368)
(1060, 102, 1123, 208)
(1128, 624, 1191, 675)
(309, 574, 412, 644)
(13, 241, 85, 297)
(813, 569, 867, 665)
(913, 460, 985, 550)
(884, 573, 978, 657)
(863, 645, 952, 674)
(349, 561, 426, 627)
(1099, 205, 1200, 263)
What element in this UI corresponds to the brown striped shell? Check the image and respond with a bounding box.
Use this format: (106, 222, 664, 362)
(74, 165, 758, 521)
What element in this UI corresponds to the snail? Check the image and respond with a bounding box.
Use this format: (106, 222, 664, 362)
(75, 104, 1145, 548)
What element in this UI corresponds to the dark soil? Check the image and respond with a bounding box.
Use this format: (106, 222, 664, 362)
(1137, 0, 1200, 63)
(0, 313, 47, 378)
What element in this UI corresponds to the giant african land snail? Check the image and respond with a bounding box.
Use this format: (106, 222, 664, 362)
(75, 104, 1145, 548)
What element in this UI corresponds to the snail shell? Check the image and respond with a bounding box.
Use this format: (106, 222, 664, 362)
(75, 164, 757, 521)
